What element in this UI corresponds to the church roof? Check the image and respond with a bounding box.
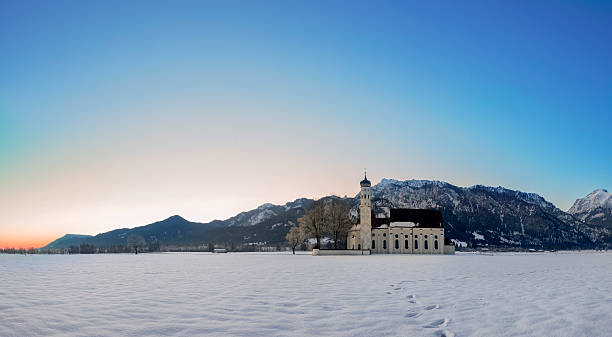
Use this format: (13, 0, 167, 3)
(360, 172, 371, 187)
(390, 209, 443, 227)
(371, 208, 443, 228)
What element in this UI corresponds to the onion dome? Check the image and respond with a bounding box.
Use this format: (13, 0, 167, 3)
(360, 172, 371, 187)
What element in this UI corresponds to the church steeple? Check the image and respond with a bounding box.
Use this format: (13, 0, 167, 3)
(360, 170, 371, 187)
(359, 171, 372, 250)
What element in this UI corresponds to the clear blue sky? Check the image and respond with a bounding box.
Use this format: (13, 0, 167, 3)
(1, 0, 611, 247)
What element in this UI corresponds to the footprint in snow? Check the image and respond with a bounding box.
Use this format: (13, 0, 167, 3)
(424, 318, 448, 328)
(434, 329, 455, 337)
(424, 304, 440, 310)
(404, 312, 421, 318)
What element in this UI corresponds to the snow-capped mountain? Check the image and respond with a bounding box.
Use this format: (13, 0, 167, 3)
(568, 189, 612, 228)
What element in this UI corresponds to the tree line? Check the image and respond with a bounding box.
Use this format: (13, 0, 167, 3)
(285, 197, 353, 253)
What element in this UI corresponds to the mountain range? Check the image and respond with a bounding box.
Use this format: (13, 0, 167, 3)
(43, 179, 612, 250)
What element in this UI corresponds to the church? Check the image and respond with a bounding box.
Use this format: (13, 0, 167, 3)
(347, 174, 455, 255)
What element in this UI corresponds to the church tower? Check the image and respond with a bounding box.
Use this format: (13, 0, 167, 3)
(359, 172, 372, 250)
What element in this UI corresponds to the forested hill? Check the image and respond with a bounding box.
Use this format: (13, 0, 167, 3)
(43, 180, 611, 250)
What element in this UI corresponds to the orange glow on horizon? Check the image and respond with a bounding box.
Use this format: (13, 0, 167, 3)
(0, 235, 57, 249)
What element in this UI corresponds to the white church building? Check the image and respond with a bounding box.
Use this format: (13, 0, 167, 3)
(347, 174, 455, 255)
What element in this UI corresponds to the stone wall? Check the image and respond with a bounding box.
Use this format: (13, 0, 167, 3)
(312, 249, 371, 256)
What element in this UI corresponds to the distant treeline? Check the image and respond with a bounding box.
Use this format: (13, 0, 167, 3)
(0, 241, 299, 255)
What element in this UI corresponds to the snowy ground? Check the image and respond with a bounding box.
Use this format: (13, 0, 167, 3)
(1, 251, 611, 337)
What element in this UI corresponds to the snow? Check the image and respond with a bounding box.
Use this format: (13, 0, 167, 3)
(472, 231, 485, 240)
(247, 209, 276, 226)
(451, 239, 468, 248)
(569, 189, 612, 214)
(500, 236, 520, 245)
(390, 222, 416, 227)
(270, 223, 290, 229)
(1, 252, 612, 337)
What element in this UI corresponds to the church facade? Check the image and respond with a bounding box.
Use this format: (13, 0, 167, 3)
(347, 174, 455, 255)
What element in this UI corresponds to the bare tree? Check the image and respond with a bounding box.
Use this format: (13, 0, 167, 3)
(286, 226, 304, 254)
(298, 201, 326, 249)
(127, 234, 146, 254)
(326, 198, 352, 249)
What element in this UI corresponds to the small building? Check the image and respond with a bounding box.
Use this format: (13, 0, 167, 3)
(347, 173, 455, 255)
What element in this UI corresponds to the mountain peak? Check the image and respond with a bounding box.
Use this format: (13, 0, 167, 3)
(164, 215, 187, 221)
(568, 189, 612, 214)
(257, 203, 275, 210)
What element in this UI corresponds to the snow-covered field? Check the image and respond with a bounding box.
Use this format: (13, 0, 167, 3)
(1, 251, 611, 337)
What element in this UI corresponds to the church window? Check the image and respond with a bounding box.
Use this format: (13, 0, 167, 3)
(425, 235, 428, 239)
(395, 240, 399, 249)
(405, 240, 409, 249)
(358, 244, 361, 250)
(383, 233, 387, 237)
(435, 235, 438, 239)
(383, 240, 387, 249)
(395, 234, 398, 238)
(372, 233, 375, 237)
(424, 240, 429, 249)
(404, 235, 408, 238)
(372, 240, 375, 249)
(434, 240, 439, 250)
(414, 240, 418, 249)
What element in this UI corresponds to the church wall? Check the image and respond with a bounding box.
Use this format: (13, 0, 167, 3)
(434, 229, 444, 254)
(389, 227, 403, 254)
(348, 230, 361, 250)
(413, 228, 423, 254)
(363, 226, 447, 254)
(372, 229, 387, 253)
(371, 230, 381, 253)
(400, 231, 411, 254)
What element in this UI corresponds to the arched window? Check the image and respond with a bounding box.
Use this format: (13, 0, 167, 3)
(424, 240, 429, 250)
(383, 240, 387, 249)
(405, 240, 409, 249)
(372, 240, 375, 249)
(383, 233, 386, 237)
(434, 240, 439, 250)
(395, 239, 399, 249)
(414, 240, 418, 249)
(395, 234, 398, 238)
(358, 244, 361, 250)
